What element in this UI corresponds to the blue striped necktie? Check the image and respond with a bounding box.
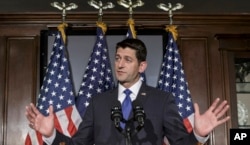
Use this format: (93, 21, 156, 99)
(121, 89, 132, 129)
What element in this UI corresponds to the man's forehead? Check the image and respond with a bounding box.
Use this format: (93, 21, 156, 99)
(116, 47, 136, 54)
(116, 48, 138, 60)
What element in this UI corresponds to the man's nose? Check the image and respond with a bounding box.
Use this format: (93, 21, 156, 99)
(117, 59, 125, 68)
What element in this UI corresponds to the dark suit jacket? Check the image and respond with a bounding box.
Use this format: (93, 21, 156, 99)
(52, 83, 198, 145)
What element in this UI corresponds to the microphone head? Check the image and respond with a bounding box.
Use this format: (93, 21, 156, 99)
(111, 106, 122, 121)
(132, 100, 146, 120)
(133, 105, 146, 120)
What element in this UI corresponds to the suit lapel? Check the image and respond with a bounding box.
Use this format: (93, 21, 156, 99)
(135, 83, 149, 106)
(108, 87, 120, 106)
(127, 83, 148, 122)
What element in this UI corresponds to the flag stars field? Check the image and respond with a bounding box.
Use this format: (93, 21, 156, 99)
(76, 26, 115, 117)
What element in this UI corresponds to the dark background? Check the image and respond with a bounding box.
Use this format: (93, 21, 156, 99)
(0, 0, 250, 13)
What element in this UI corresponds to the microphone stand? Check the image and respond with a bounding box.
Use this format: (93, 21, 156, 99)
(118, 116, 145, 145)
(123, 120, 144, 145)
(125, 127, 132, 145)
(111, 105, 145, 145)
(113, 120, 133, 145)
(111, 106, 133, 145)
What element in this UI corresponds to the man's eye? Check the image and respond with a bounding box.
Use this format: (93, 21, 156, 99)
(125, 58, 132, 62)
(115, 57, 120, 61)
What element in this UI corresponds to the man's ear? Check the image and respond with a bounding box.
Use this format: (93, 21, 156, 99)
(139, 61, 147, 73)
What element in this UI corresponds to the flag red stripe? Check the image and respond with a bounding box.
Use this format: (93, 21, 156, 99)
(183, 118, 193, 133)
(65, 106, 77, 136)
(25, 134, 31, 145)
(25, 131, 43, 145)
(54, 113, 63, 133)
(36, 131, 43, 145)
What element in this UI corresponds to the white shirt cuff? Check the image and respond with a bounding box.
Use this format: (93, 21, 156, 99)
(194, 131, 209, 144)
(42, 129, 56, 145)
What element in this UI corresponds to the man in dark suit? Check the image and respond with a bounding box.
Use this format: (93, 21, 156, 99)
(25, 38, 230, 145)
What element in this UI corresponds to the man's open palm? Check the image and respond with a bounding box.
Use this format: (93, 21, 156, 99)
(193, 98, 230, 137)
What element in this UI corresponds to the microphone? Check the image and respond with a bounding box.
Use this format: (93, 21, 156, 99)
(131, 101, 146, 134)
(111, 106, 123, 128)
(133, 105, 146, 127)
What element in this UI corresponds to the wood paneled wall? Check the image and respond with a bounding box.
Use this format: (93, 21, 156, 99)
(1, 12, 250, 145)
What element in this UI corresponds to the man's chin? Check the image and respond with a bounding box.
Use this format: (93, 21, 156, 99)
(117, 79, 126, 84)
(117, 80, 125, 84)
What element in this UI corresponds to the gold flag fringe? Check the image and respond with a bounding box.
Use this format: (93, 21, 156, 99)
(127, 18, 137, 38)
(165, 25, 178, 41)
(96, 21, 107, 34)
(57, 23, 68, 44)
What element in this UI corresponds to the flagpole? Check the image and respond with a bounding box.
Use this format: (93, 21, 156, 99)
(50, 1, 78, 43)
(88, 0, 115, 22)
(117, 0, 144, 19)
(157, 2, 184, 41)
(51, 2, 78, 23)
(157, 2, 184, 25)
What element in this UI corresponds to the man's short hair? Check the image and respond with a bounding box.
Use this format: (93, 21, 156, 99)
(116, 38, 147, 63)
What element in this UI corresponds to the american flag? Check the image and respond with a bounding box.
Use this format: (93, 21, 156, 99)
(76, 25, 115, 117)
(157, 32, 194, 134)
(25, 31, 82, 145)
(126, 19, 147, 82)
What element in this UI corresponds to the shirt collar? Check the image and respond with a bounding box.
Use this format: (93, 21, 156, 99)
(118, 79, 142, 102)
